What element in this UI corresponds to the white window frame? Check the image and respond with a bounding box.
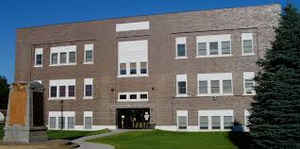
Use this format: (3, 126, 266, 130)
(243, 72, 256, 95)
(244, 110, 250, 131)
(84, 44, 94, 64)
(242, 33, 255, 56)
(49, 45, 77, 66)
(116, 21, 150, 32)
(49, 79, 76, 100)
(84, 111, 93, 129)
(176, 74, 188, 97)
(84, 78, 93, 99)
(198, 110, 234, 131)
(176, 110, 188, 129)
(117, 92, 148, 102)
(48, 111, 75, 130)
(34, 48, 43, 67)
(175, 37, 187, 59)
(197, 73, 233, 96)
(196, 34, 232, 58)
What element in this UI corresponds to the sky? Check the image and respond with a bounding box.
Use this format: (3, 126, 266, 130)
(0, 0, 299, 83)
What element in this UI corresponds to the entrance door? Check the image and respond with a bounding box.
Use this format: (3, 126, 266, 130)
(117, 108, 150, 129)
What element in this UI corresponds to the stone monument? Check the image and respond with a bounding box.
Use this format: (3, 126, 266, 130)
(3, 82, 48, 143)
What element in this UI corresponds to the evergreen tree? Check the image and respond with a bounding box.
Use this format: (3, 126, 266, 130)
(249, 4, 300, 149)
(0, 76, 9, 109)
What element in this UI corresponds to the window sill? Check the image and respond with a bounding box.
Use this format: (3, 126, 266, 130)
(117, 74, 148, 78)
(49, 63, 77, 67)
(83, 96, 94, 100)
(175, 94, 189, 98)
(83, 62, 94, 64)
(242, 53, 255, 56)
(175, 56, 188, 60)
(48, 97, 76, 100)
(197, 94, 234, 97)
(117, 99, 148, 102)
(34, 65, 43, 68)
(243, 93, 256, 96)
(196, 55, 232, 58)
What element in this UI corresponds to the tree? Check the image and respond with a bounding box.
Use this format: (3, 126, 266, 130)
(0, 76, 9, 109)
(249, 4, 300, 149)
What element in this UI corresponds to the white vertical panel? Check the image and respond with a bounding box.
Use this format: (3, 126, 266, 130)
(176, 74, 187, 82)
(116, 21, 150, 32)
(118, 40, 148, 63)
(242, 33, 253, 40)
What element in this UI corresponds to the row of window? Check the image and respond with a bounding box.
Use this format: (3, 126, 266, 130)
(176, 72, 255, 97)
(34, 44, 94, 67)
(118, 92, 148, 102)
(176, 33, 254, 58)
(49, 79, 93, 100)
(48, 111, 93, 130)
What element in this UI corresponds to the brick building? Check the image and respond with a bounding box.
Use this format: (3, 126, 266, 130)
(14, 4, 281, 131)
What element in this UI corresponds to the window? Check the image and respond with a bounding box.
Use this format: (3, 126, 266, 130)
(118, 40, 148, 77)
(198, 73, 233, 96)
(49, 79, 76, 100)
(211, 80, 220, 94)
(130, 94, 137, 100)
(197, 42, 207, 56)
(221, 41, 231, 55)
(69, 51, 76, 64)
(84, 78, 93, 99)
(222, 80, 232, 94)
(243, 72, 255, 95)
(84, 44, 94, 64)
(130, 63, 137, 75)
(244, 110, 250, 131)
(60, 52, 67, 64)
(196, 34, 231, 57)
(119, 94, 127, 100)
(58, 117, 65, 129)
(176, 37, 187, 58)
(68, 86, 75, 97)
(211, 116, 221, 129)
(242, 33, 254, 55)
(224, 116, 233, 129)
(199, 80, 208, 94)
(51, 53, 58, 65)
(199, 116, 209, 129)
(84, 111, 93, 129)
(67, 117, 75, 129)
(118, 92, 148, 102)
(140, 93, 148, 99)
(59, 86, 66, 97)
(176, 74, 187, 96)
(49, 117, 56, 129)
(177, 111, 188, 129)
(50, 45, 77, 66)
(34, 48, 43, 67)
(140, 62, 147, 74)
(209, 42, 219, 55)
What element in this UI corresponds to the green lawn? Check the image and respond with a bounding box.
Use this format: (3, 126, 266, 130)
(88, 130, 239, 149)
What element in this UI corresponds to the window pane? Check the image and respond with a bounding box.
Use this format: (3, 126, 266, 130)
(140, 94, 148, 99)
(85, 50, 93, 62)
(212, 116, 221, 129)
(140, 62, 147, 74)
(59, 86, 66, 97)
(177, 44, 186, 57)
(245, 79, 255, 94)
(198, 42, 207, 56)
(119, 94, 127, 100)
(223, 80, 232, 94)
(199, 80, 208, 94)
(243, 40, 253, 54)
(199, 116, 209, 129)
(50, 86, 57, 97)
(51, 53, 58, 64)
(178, 116, 187, 129)
(68, 86, 75, 97)
(67, 117, 74, 129)
(60, 52, 67, 64)
(120, 63, 127, 75)
(58, 117, 65, 129)
(85, 85, 92, 97)
(221, 41, 231, 55)
(130, 63, 137, 75)
(49, 117, 56, 129)
(130, 94, 137, 99)
(211, 80, 220, 94)
(84, 117, 92, 129)
(178, 81, 186, 94)
(209, 42, 218, 55)
(69, 51, 76, 63)
(36, 54, 42, 65)
(224, 116, 233, 129)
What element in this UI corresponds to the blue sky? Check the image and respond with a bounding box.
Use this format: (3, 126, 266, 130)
(0, 0, 299, 83)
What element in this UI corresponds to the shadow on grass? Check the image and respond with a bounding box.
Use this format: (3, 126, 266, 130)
(228, 122, 253, 149)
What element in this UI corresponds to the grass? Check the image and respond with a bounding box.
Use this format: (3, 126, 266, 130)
(88, 130, 238, 149)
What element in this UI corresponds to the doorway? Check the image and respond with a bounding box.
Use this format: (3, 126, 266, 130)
(117, 108, 150, 129)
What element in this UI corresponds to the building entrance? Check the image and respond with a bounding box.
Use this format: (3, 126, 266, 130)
(116, 108, 150, 129)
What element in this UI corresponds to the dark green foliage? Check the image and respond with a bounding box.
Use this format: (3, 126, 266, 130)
(249, 4, 300, 149)
(0, 76, 9, 109)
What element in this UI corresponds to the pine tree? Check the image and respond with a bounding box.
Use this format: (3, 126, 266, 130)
(249, 4, 300, 149)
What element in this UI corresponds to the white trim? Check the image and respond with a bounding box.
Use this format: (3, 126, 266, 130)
(244, 110, 250, 132)
(116, 21, 150, 32)
(198, 110, 234, 131)
(34, 48, 43, 67)
(175, 37, 187, 58)
(176, 74, 188, 97)
(176, 110, 188, 129)
(243, 72, 256, 95)
(49, 79, 76, 100)
(197, 73, 233, 96)
(84, 111, 93, 129)
(48, 111, 75, 130)
(196, 34, 232, 57)
(83, 78, 93, 99)
(84, 44, 94, 64)
(242, 33, 255, 56)
(49, 45, 77, 66)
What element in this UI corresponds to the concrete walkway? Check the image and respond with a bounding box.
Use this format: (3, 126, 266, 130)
(72, 129, 130, 149)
